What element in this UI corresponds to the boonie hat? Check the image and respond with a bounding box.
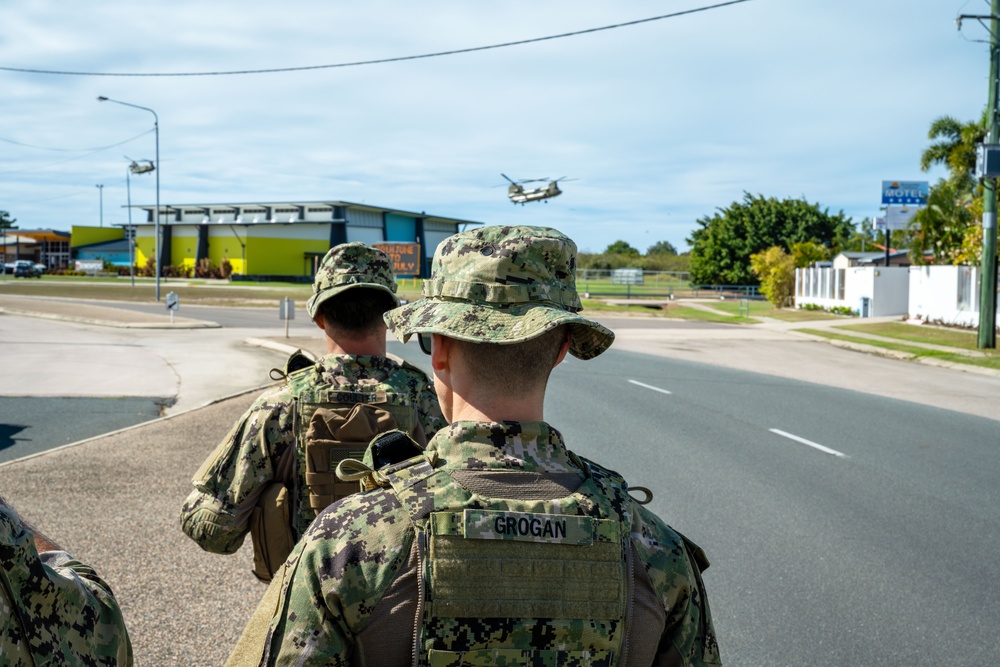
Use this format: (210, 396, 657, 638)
(306, 242, 399, 318)
(384, 225, 614, 360)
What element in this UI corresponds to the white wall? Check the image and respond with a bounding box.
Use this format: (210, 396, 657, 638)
(870, 267, 909, 316)
(796, 266, 909, 316)
(908, 265, 978, 327)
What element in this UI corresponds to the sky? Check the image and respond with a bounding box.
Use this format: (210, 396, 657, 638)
(0, 0, 992, 254)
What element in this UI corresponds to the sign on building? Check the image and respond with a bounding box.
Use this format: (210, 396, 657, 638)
(374, 242, 420, 276)
(881, 181, 928, 206)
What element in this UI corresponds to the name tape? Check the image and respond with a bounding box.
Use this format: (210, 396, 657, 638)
(463, 509, 593, 545)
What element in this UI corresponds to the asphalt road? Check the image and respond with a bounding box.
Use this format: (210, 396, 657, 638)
(545, 348, 1000, 666)
(3, 301, 998, 664)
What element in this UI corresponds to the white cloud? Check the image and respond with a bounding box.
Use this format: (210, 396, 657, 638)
(0, 0, 986, 252)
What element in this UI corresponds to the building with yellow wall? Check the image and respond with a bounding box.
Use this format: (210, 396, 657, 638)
(76, 200, 481, 279)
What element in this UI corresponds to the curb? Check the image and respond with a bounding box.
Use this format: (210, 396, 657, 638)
(0, 382, 276, 469)
(0, 307, 220, 329)
(788, 330, 1000, 379)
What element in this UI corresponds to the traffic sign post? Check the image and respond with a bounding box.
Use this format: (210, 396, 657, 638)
(165, 291, 179, 324)
(279, 297, 295, 338)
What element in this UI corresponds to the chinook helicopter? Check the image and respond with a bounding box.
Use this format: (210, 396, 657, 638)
(501, 174, 572, 204)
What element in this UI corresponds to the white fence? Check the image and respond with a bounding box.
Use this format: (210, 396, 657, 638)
(795, 264, 999, 328)
(796, 266, 909, 317)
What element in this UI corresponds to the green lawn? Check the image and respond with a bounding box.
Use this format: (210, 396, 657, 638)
(799, 328, 1000, 371)
(662, 307, 760, 325)
(836, 321, 985, 351)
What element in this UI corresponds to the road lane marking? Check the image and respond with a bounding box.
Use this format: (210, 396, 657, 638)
(628, 379, 672, 395)
(769, 428, 848, 458)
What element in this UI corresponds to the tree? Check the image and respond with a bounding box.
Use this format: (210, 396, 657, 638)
(750, 246, 796, 308)
(919, 114, 985, 190)
(791, 241, 829, 267)
(603, 240, 640, 257)
(915, 113, 989, 265)
(910, 179, 976, 264)
(646, 240, 678, 255)
(687, 193, 853, 285)
(0, 210, 16, 230)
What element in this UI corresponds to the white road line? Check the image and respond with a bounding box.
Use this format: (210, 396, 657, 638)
(769, 428, 848, 458)
(628, 379, 672, 395)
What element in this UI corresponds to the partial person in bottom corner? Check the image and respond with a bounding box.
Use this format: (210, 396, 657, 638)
(0, 493, 133, 665)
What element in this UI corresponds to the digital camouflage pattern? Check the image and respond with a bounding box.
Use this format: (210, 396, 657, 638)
(250, 421, 720, 666)
(180, 354, 445, 554)
(384, 225, 615, 360)
(0, 503, 133, 666)
(306, 242, 399, 318)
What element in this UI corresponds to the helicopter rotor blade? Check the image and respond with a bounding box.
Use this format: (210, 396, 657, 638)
(501, 173, 517, 185)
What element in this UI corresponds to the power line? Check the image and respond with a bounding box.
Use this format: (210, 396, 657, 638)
(0, 0, 753, 78)
(0, 129, 154, 152)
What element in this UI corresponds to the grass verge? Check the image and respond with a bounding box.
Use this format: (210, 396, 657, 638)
(798, 328, 1000, 372)
(662, 307, 760, 325)
(836, 321, 986, 351)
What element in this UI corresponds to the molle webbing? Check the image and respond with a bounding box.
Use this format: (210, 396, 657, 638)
(294, 385, 420, 535)
(428, 510, 624, 620)
(304, 402, 393, 509)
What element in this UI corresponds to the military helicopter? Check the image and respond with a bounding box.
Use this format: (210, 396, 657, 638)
(501, 174, 572, 204)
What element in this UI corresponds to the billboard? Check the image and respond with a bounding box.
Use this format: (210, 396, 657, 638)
(374, 242, 421, 277)
(881, 181, 928, 206)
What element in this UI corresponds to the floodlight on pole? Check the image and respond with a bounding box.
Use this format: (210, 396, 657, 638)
(98, 96, 162, 301)
(125, 157, 155, 289)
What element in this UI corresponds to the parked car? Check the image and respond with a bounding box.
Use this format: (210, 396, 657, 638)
(12, 259, 42, 278)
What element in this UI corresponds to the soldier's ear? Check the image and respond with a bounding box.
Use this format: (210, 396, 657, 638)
(553, 332, 571, 369)
(430, 334, 451, 372)
(312, 313, 327, 331)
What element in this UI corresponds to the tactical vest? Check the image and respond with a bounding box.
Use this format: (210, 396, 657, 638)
(382, 453, 633, 667)
(286, 364, 428, 538)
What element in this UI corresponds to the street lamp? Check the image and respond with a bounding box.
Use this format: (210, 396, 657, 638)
(96, 184, 104, 227)
(97, 96, 162, 301)
(127, 159, 155, 289)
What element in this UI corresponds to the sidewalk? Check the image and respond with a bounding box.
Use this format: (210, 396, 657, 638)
(0, 294, 219, 328)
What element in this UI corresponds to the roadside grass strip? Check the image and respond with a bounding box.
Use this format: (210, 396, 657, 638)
(838, 321, 989, 351)
(662, 307, 760, 325)
(798, 328, 1000, 372)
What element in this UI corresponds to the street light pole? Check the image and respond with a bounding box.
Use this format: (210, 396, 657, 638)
(126, 165, 134, 288)
(96, 184, 104, 227)
(98, 96, 161, 301)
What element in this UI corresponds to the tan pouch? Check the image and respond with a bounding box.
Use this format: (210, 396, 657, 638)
(249, 482, 295, 582)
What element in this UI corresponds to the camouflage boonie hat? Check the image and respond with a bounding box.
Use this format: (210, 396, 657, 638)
(384, 225, 614, 360)
(306, 242, 399, 318)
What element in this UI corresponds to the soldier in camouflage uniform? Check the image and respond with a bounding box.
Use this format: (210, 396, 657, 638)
(228, 226, 721, 666)
(1, 494, 133, 665)
(180, 243, 445, 575)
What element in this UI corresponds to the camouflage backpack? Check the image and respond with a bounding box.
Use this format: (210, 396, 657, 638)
(249, 355, 429, 581)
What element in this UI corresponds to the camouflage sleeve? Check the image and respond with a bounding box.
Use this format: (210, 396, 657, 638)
(630, 506, 722, 666)
(256, 490, 414, 666)
(0, 507, 132, 665)
(180, 386, 295, 554)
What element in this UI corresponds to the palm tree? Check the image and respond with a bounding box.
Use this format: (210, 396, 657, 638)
(919, 113, 987, 192)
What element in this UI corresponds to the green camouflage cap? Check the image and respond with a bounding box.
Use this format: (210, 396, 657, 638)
(306, 242, 399, 318)
(384, 225, 614, 360)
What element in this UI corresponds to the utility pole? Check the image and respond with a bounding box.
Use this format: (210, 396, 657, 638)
(979, 0, 1000, 348)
